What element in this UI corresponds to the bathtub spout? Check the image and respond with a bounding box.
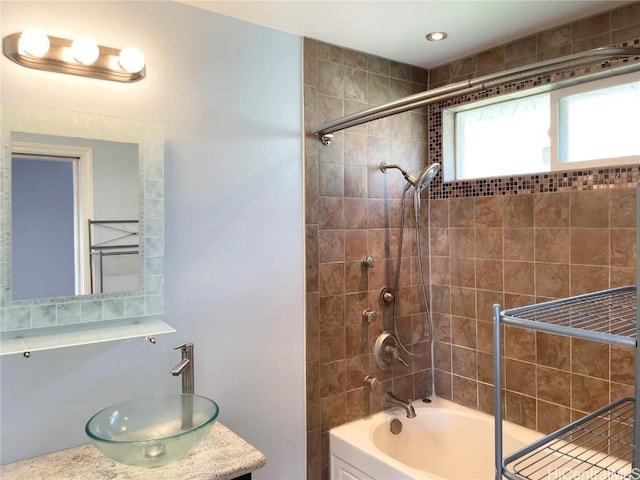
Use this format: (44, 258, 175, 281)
(383, 392, 416, 418)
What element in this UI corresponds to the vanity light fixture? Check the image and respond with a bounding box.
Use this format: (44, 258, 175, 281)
(426, 31, 448, 42)
(3, 29, 146, 82)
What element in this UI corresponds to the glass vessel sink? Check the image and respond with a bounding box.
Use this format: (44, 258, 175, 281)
(85, 394, 219, 467)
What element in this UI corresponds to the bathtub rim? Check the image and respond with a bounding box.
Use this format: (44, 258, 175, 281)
(329, 395, 544, 480)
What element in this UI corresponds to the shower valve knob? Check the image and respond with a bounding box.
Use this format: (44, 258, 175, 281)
(379, 287, 395, 306)
(364, 375, 379, 389)
(362, 310, 378, 323)
(361, 256, 375, 268)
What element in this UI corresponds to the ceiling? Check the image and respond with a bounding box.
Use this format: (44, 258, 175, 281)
(177, 0, 630, 68)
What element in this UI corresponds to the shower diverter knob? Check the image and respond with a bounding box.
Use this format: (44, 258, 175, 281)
(362, 310, 378, 323)
(374, 332, 409, 369)
(361, 256, 375, 268)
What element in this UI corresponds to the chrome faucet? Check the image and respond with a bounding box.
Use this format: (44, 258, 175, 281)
(171, 343, 195, 430)
(171, 343, 194, 395)
(383, 391, 416, 418)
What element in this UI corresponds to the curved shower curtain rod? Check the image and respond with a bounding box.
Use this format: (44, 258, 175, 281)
(313, 46, 640, 145)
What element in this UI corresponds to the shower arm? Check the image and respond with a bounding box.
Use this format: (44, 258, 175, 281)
(313, 46, 640, 145)
(379, 162, 415, 184)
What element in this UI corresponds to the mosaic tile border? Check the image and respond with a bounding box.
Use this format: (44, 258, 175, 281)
(428, 39, 640, 200)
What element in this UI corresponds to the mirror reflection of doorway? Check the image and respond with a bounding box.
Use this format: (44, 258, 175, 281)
(11, 143, 93, 300)
(10, 133, 140, 301)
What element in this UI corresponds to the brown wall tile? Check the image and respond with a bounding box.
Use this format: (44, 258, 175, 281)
(430, 64, 450, 85)
(320, 360, 346, 397)
(571, 190, 609, 228)
(320, 393, 346, 431)
(505, 36, 537, 65)
(535, 229, 570, 263)
(504, 261, 534, 295)
(610, 345, 635, 386)
(318, 230, 345, 263)
(571, 265, 609, 295)
(504, 228, 534, 261)
(534, 192, 570, 228)
(319, 295, 345, 331)
(504, 195, 533, 228)
(476, 228, 503, 259)
(504, 326, 535, 362)
(610, 228, 636, 268)
(536, 366, 570, 405)
(319, 42, 344, 63)
(450, 228, 475, 258)
(475, 197, 504, 227)
(318, 196, 344, 229)
(450, 56, 476, 80)
(451, 316, 476, 349)
(450, 257, 475, 287)
(535, 263, 570, 298)
(612, 2, 640, 28)
(610, 188, 636, 227)
(343, 49, 367, 69)
(452, 375, 478, 408)
(476, 259, 503, 291)
(572, 12, 610, 41)
(304, 3, 639, 472)
(536, 332, 570, 370)
(477, 352, 494, 384)
(319, 328, 346, 363)
(451, 286, 477, 318)
(344, 197, 367, 228)
(537, 25, 572, 51)
(505, 359, 536, 396)
(505, 391, 537, 429)
(434, 369, 452, 400)
(476, 46, 505, 74)
(571, 374, 610, 413)
(344, 230, 368, 261)
(570, 228, 609, 265)
(345, 388, 369, 422)
(450, 197, 475, 227)
(537, 400, 570, 434)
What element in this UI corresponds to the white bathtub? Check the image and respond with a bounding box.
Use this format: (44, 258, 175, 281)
(330, 396, 543, 480)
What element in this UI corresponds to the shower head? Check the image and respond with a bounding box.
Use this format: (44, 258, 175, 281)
(380, 162, 441, 191)
(412, 163, 441, 192)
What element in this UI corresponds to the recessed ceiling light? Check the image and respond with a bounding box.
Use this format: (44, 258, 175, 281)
(426, 31, 448, 42)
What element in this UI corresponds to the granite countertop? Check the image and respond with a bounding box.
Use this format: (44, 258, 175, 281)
(0, 422, 266, 480)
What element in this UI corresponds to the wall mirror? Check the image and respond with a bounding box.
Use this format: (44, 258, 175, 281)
(0, 103, 168, 352)
(12, 132, 140, 300)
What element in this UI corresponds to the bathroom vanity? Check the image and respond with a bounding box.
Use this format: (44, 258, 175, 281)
(0, 422, 266, 480)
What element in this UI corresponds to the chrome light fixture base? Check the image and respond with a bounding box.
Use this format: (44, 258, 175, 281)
(3, 32, 145, 83)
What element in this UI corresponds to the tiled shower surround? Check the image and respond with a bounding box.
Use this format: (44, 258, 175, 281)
(304, 3, 640, 479)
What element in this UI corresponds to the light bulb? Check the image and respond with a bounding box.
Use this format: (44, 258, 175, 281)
(18, 28, 50, 57)
(118, 47, 145, 73)
(71, 36, 99, 64)
(426, 31, 448, 42)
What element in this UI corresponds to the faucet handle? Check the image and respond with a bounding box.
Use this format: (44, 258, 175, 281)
(174, 343, 193, 351)
(384, 344, 409, 367)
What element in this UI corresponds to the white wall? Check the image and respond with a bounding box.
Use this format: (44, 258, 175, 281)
(0, 2, 305, 478)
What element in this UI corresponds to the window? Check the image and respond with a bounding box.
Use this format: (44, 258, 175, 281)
(443, 72, 640, 181)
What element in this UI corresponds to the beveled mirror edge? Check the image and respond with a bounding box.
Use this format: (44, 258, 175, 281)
(0, 103, 167, 343)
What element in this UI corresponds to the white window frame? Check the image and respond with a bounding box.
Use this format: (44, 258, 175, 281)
(550, 72, 640, 171)
(443, 71, 640, 182)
